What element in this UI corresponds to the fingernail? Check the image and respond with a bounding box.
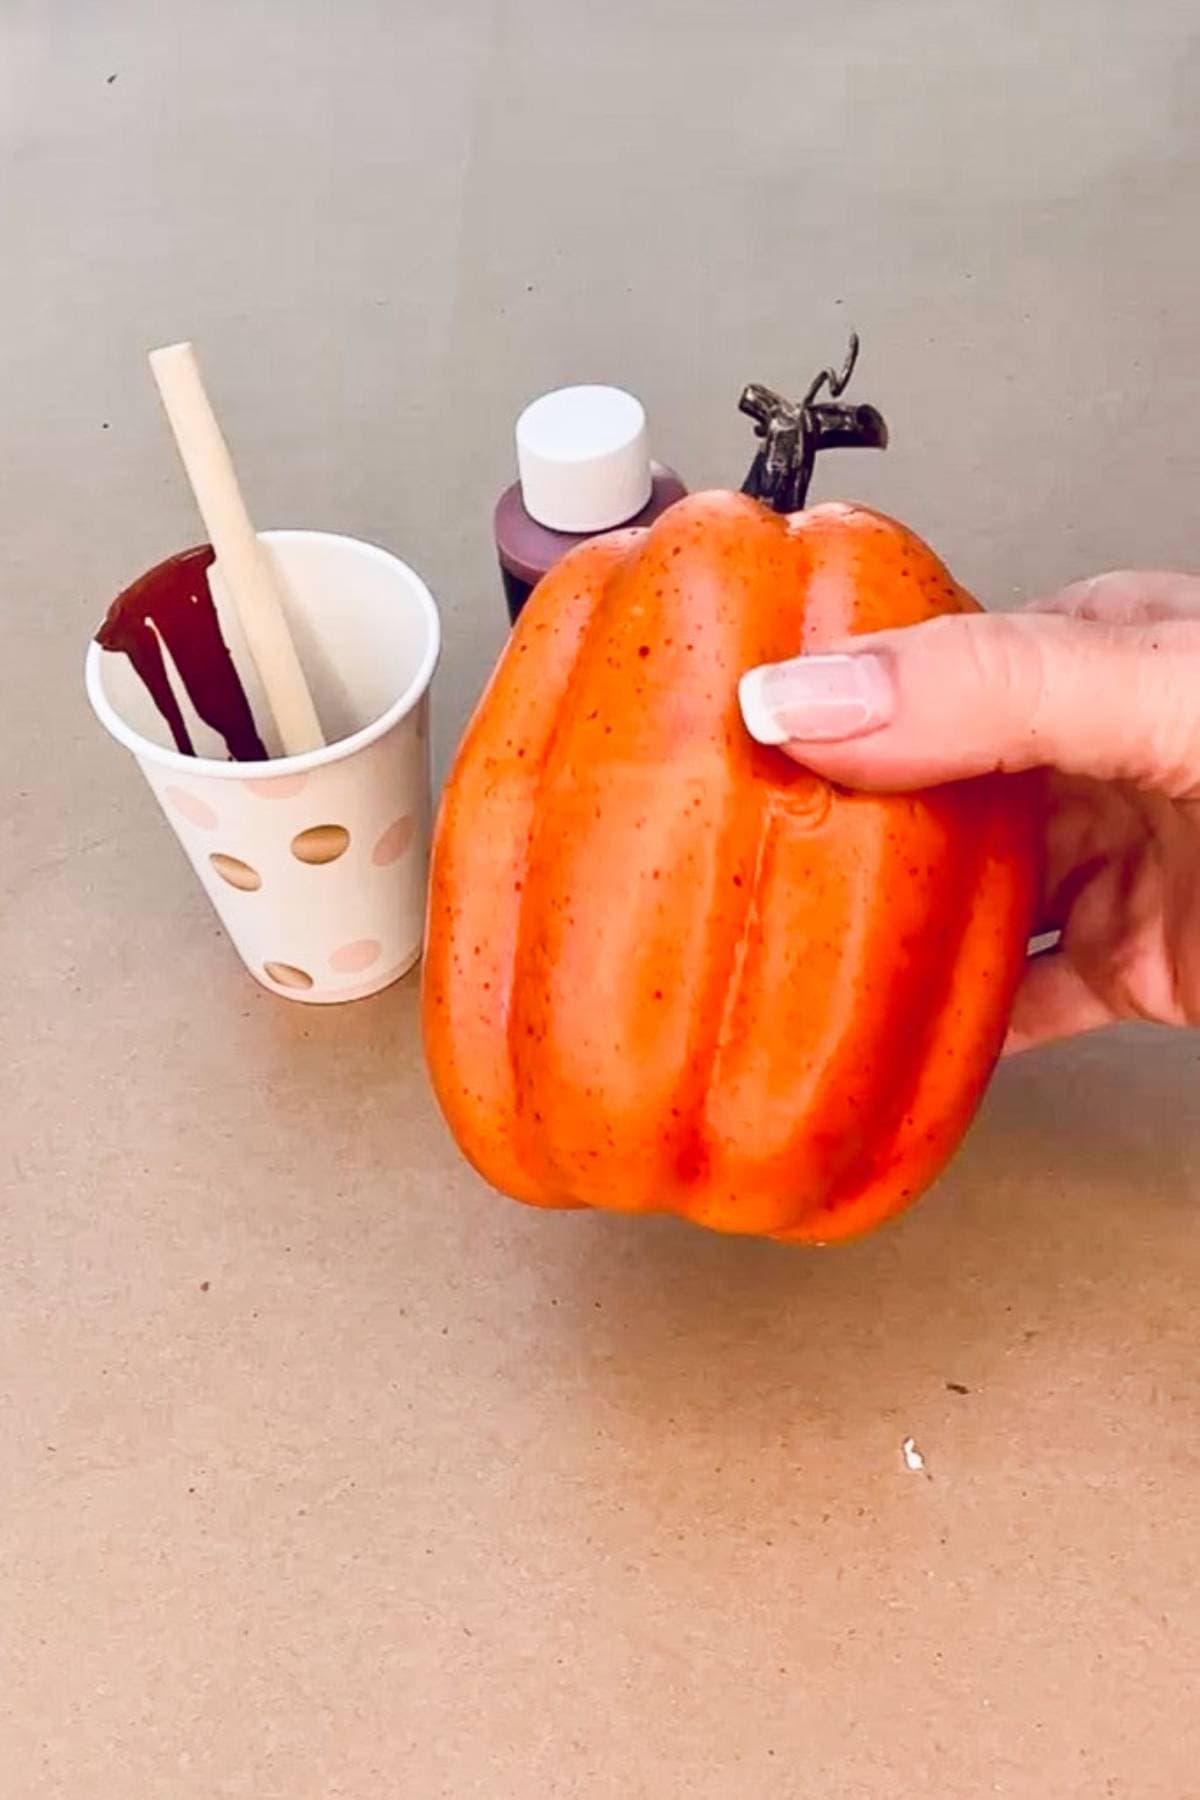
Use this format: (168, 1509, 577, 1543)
(739, 652, 895, 747)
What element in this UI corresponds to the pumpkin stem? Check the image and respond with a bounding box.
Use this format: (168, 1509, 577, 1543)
(739, 333, 888, 514)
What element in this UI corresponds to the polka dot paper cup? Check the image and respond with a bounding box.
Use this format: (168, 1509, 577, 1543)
(86, 530, 440, 1003)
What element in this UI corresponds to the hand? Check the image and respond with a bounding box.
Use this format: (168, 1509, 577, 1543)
(738, 573, 1200, 1051)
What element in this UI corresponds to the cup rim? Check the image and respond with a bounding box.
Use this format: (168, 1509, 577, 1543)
(84, 528, 441, 781)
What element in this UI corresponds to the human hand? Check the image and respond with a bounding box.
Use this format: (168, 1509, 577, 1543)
(738, 573, 1200, 1051)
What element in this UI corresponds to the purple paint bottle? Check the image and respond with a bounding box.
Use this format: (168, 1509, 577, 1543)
(494, 385, 687, 624)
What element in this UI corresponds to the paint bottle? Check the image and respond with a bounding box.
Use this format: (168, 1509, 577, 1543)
(493, 385, 687, 624)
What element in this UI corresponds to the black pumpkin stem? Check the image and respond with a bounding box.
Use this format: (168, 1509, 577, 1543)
(739, 332, 888, 515)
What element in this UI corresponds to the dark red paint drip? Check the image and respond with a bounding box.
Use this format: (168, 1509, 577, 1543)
(95, 544, 267, 761)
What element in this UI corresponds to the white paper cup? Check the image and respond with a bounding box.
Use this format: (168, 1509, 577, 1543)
(86, 530, 440, 1004)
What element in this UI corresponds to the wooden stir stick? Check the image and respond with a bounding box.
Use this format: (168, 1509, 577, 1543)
(148, 341, 325, 756)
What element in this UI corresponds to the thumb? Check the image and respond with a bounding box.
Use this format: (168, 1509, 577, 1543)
(738, 609, 1200, 796)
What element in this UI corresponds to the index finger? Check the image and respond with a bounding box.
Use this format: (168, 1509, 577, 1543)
(1028, 570, 1200, 625)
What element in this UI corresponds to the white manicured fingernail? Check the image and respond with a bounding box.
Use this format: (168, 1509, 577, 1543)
(739, 652, 895, 746)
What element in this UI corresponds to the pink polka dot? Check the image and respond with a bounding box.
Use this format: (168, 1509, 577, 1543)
(329, 937, 382, 975)
(242, 773, 310, 799)
(165, 786, 218, 830)
(372, 815, 416, 866)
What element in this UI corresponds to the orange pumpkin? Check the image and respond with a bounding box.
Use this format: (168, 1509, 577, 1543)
(424, 363, 1039, 1241)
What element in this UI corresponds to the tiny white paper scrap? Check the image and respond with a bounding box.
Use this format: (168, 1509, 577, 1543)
(901, 1435, 926, 1473)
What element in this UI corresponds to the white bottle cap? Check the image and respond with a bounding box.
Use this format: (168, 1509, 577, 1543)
(515, 385, 653, 533)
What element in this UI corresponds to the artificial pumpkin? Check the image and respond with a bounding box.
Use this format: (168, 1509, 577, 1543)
(423, 345, 1039, 1241)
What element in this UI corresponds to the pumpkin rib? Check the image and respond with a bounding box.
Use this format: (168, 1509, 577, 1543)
(424, 538, 631, 1207)
(778, 805, 1038, 1242)
(507, 529, 662, 1199)
(508, 500, 781, 1214)
(831, 792, 989, 1201)
(694, 789, 961, 1234)
(636, 500, 804, 1216)
(659, 743, 771, 1210)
